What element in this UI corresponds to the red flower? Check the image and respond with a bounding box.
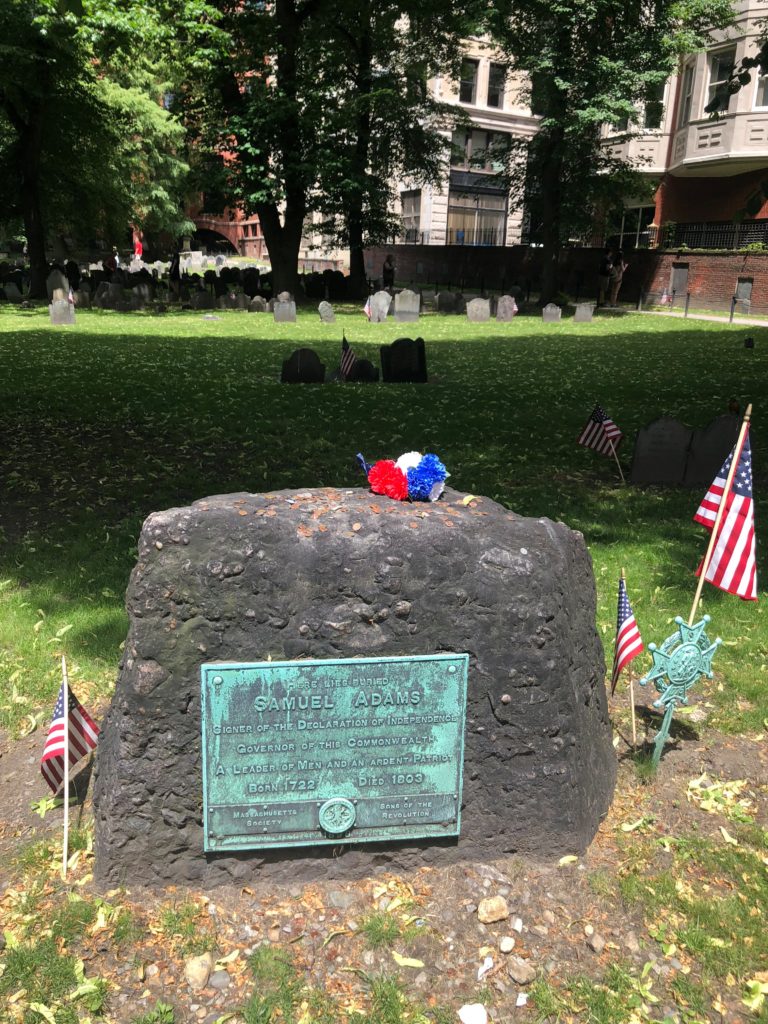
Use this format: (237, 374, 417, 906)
(368, 460, 409, 501)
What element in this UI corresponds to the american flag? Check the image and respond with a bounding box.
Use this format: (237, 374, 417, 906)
(340, 334, 357, 380)
(363, 296, 372, 320)
(694, 430, 757, 600)
(40, 682, 99, 795)
(577, 404, 623, 457)
(611, 576, 644, 694)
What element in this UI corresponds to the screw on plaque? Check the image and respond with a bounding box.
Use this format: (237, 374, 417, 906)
(638, 616, 721, 768)
(318, 798, 356, 836)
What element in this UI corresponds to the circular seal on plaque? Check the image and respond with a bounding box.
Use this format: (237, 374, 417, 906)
(318, 798, 356, 835)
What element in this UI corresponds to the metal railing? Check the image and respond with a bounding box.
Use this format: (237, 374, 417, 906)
(658, 220, 768, 250)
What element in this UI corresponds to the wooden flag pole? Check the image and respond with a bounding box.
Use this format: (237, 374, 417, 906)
(688, 403, 752, 626)
(61, 654, 70, 881)
(609, 440, 626, 485)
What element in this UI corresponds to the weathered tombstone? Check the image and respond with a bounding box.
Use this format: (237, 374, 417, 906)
(4, 282, 23, 303)
(630, 417, 693, 486)
(369, 290, 392, 323)
(381, 337, 428, 383)
(249, 296, 267, 313)
(683, 414, 740, 487)
(280, 348, 326, 383)
(346, 358, 379, 382)
(421, 289, 436, 308)
(93, 487, 616, 886)
(394, 289, 420, 322)
(192, 291, 216, 310)
(49, 299, 75, 325)
(277, 290, 293, 302)
(542, 303, 562, 322)
(453, 292, 467, 315)
(574, 302, 595, 323)
(274, 300, 297, 323)
(46, 269, 69, 302)
(436, 292, 457, 314)
(466, 297, 491, 322)
(234, 293, 248, 310)
(496, 295, 518, 321)
(318, 300, 335, 323)
(73, 289, 91, 308)
(130, 283, 152, 309)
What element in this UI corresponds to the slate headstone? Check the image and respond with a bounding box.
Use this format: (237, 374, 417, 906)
(436, 292, 457, 313)
(277, 290, 293, 302)
(274, 300, 297, 323)
(394, 289, 420, 322)
(249, 296, 267, 313)
(369, 290, 392, 323)
(496, 295, 518, 321)
(380, 336, 428, 384)
(347, 359, 379, 382)
(318, 300, 335, 323)
(630, 417, 693, 486)
(542, 303, 562, 322)
(49, 299, 75, 325)
(4, 282, 22, 303)
(280, 348, 326, 383)
(73, 289, 90, 308)
(454, 292, 467, 314)
(192, 291, 216, 310)
(683, 415, 740, 487)
(574, 302, 595, 323)
(467, 297, 491, 322)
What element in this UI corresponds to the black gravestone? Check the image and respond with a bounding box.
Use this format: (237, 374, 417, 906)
(347, 358, 379, 382)
(683, 415, 739, 487)
(630, 417, 692, 485)
(280, 348, 326, 383)
(380, 337, 428, 383)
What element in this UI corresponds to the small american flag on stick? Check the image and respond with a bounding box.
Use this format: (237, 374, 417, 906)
(693, 428, 757, 600)
(611, 575, 644, 694)
(577, 403, 623, 457)
(40, 680, 99, 795)
(340, 333, 358, 381)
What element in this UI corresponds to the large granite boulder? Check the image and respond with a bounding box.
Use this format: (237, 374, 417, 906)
(93, 488, 615, 886)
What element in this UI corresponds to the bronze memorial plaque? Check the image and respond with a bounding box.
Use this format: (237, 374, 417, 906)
(201, 654, 468, 851)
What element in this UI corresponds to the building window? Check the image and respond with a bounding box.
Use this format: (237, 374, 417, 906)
(678, 63, 695, 127)
(755, 66, 768, 108)
(616, 206, 656, 249)
(447, 191, 507, 246)
(459, 59, 479, 104)
(450, 130, 509, 173)
(707, 47, 736, 113)
(487, 63, 506, 108)
(400, 190, 421, 242)
(644, 82, 665, 129)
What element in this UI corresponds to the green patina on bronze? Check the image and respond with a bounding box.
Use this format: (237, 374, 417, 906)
(638, 616, 722, 768)
(201, 654, 468, 851)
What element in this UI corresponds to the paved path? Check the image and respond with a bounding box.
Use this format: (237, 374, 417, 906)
(636, 308, 768, 327)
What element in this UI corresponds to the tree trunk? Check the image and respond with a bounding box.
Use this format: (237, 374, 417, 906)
(534, 127, 565, 305)
(346, 9, 373, 300)
(16, 117, 47, 299)
(257, 200, 305, 296)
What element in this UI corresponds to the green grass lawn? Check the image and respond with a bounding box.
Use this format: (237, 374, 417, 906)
(1, 304, 766, 735)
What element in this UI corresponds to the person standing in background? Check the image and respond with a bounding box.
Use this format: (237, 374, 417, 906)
(609, 250, 628, 306)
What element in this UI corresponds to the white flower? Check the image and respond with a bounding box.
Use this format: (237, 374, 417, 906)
(395, 451, 422, 472)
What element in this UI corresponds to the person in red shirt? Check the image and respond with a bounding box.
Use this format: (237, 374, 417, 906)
(134, 237, 143, 261)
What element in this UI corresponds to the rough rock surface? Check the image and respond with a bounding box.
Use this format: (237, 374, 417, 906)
(93, 487, 615, 886)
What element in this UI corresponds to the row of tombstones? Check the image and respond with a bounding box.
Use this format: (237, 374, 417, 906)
(281, 338, 427, 384)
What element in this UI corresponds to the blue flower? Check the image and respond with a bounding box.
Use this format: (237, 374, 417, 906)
(407, 453, 449, 501)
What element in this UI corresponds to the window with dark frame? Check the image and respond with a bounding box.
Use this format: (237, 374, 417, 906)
(678, 63, 695, 127)
(459, 59, 479, 104)
(487, 63, 506, 108)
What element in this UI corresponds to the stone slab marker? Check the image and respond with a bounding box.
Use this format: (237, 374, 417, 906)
(394, 289, 420, 322)
(369, 290, 392, 322)
(94, 488, 616, 886)
(466, 298, 491, 322)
